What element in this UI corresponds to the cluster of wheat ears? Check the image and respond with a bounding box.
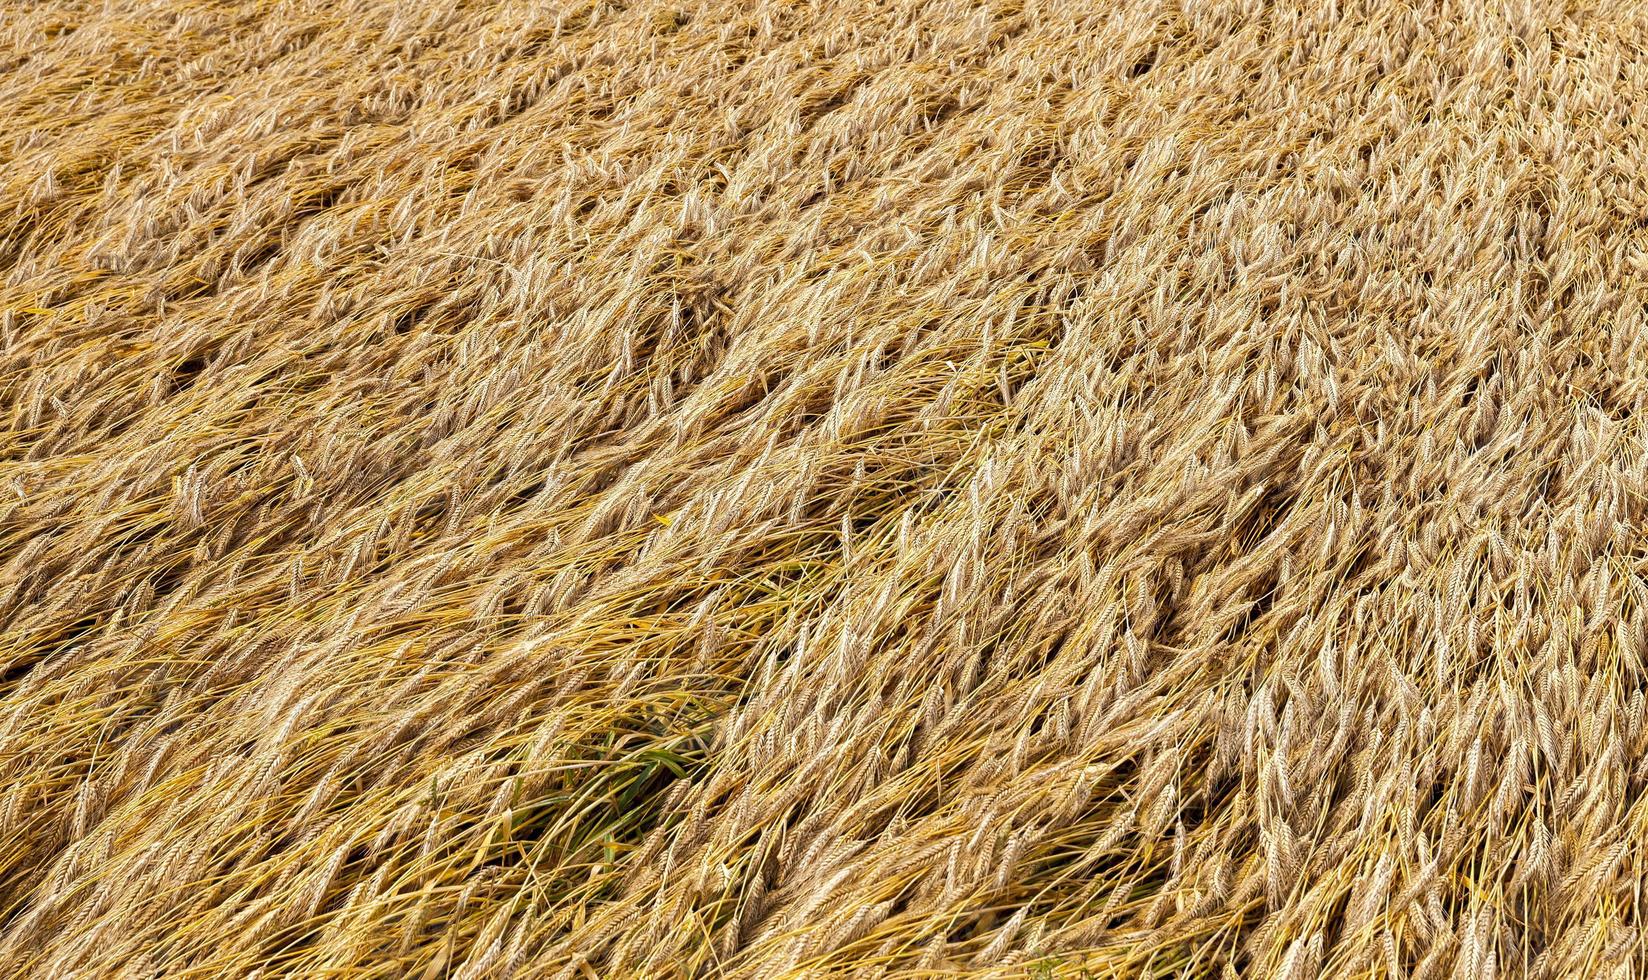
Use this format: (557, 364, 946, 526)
(4, 0, 1648, 976)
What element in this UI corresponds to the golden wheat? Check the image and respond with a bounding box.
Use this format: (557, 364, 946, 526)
(4, 0, 1648, 976)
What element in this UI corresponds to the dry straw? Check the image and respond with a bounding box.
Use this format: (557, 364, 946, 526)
(4, 0, 1648, 976)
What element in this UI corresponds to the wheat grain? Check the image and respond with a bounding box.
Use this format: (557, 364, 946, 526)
(5, 0, 1648, 976)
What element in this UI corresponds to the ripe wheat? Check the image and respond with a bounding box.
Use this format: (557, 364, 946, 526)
(4, 0, 1648, 976)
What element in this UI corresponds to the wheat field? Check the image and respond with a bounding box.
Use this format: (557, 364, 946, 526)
(3, 0, 1648, 976)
